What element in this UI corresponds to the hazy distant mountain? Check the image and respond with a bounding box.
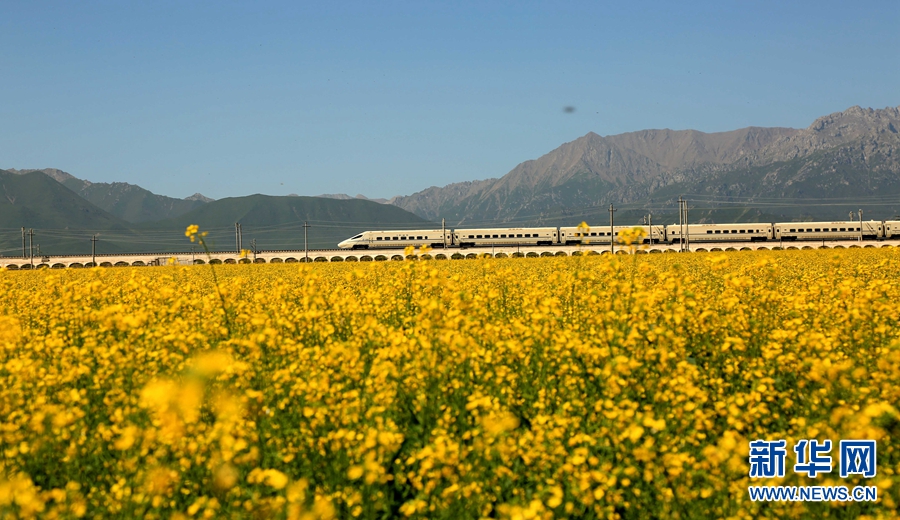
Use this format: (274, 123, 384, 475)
(391, 105, 900, 225)
(0, 169, 132, 255)
(316, 193, 390, 204)
(140, 194, 430, 250)
(1, 170, 428, 254)
(5, 168, 212, 223)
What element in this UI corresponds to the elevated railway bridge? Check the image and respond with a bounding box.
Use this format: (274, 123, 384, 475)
(1, 239, 899, 270)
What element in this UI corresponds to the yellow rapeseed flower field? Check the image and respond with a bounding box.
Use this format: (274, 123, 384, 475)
(1, 245, 899, 518)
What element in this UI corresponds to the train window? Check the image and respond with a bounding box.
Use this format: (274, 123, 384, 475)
(714, 230, 720, 234)
(614, 232, 619, 235)
(476, 235, 482, 239)
(416, 236, 422, 240)
(789, 229, 795, 233)
(739, 230, 745, 233)
(492, 235, 499, 238)
(591, 232, 597, 236)
(707, 230, 713, 234)
(501, 234, 507, 238)
(376, 237, 383, 240)
(469, 235, 475, 239)
(840, 228, 846, 231)
(516, 234, 522, 238)
(815, 228, 820, 232)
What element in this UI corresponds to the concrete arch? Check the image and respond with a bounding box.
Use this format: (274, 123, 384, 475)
(725, 247, 737, 252)
(787, 246, 798, 250)
(69, 263, 84, 268)
(540, 251, 554, 257)
(209, 259, 223, 265)
(406, 255, 419, 260)
(526, 252, 539, 258)
(132, 260, 146, 266)
(391, 255, 404, 261)
(193, 259, 206, 265)
(375, 255, 388, 261)
(881, 244, 893, 248)
(648, 249, 662, 254)
(345, 256, 359, 262)
(314, 257, 328, 262)
(865, 244, 876, 248)
(465, 253, 478, 259)
(360, 255, 374, 262)
(555, 251, 568, 257)
(849, 245, 861, 248)
(52, 263, 65, 269)
(270, 258, 283, 263)
(635, 250, 648, 255)
(100, 262, 113, 267)
(710, 247, 723, 252)
(36, 263, 49, 269)
(224, 258, 237, 264)
(5, 264, 20, 270)
(512, 252, 525, 258)
(254, 258, 266, 264)
(819, 245, 830, 249)
(114, 261, 130, 267)
(284, 258, 297, 263)
(238, 258, 251, 264)
(802, 246, 814, 250)
(434, 254, 447, 260)
(450, 253, 464, 260)
(695, 248, 708, 252)
(330, 256, 344, 262)
(770, 247, 782, 251)
(740, 247, 751, 251)
(833, 245, 845, 249)
(615, 250, 628, 255)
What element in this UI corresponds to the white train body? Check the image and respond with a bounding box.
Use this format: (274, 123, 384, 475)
(667, 223, 772, 243)
(774, 221, 882, 241)
(557, 225, 665, 244)
(338, 219, 898, 249)
(454, 228, 558, 247)
(337, 229, 452, 250)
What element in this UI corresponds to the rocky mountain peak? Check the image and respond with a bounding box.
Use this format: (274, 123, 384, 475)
(184, 193, 215, 203)
(807, 105, 900, 137)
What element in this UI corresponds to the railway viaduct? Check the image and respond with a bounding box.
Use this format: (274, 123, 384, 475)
(2, 240, 899, 270)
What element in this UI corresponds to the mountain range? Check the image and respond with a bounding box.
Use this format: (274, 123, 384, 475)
(4, 104, 900, 254)
(390, 105, 900, 226)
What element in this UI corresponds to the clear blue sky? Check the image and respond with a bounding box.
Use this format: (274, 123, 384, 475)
(1, 1, 898, 200)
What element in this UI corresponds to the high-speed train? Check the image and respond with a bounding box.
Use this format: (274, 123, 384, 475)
(338, 220, 900, 249)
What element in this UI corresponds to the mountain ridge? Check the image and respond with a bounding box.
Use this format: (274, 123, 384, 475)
(389, 105, 900, 224)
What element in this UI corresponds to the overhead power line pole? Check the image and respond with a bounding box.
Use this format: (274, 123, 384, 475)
(303, 221, 310, 263)
(28, 229, 34, 267)
(91, 234, 98, 267)
(859, 209, 863, 242)
(22, 227, 26, 258)
(685, 199, 690, 251)
(235, 223, 240, 252)
(608, 203, 616, 254)
(442, 218, 446, 250)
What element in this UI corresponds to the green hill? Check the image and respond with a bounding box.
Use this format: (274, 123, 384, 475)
(0, 170, 135, 256)
(140, 194, 432, 251)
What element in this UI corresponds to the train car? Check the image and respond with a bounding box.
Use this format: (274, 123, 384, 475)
(454, 227, 557, 247)
(558, 224, 666, 245)
(667, 223, 772, 243)
(884, 221, 900, 239)
(773, 221, 882, 241)
(337, 229, 453, 249)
